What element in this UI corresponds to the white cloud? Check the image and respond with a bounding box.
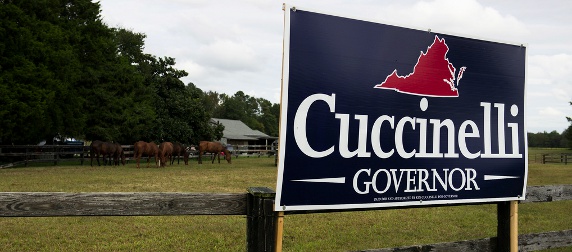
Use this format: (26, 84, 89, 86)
(377, 0, 529, 43)
(529, 54, 572, 80)
(527, 54, 572, 104)
(98, 0, 572, 132)
(527, 109, 570, 133)
(539, 107, 566, 117)
(196, 40, 260, 72)
(178, 60, 206, 81)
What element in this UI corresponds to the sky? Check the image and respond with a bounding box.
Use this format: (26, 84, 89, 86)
(97, 0, 572, 133)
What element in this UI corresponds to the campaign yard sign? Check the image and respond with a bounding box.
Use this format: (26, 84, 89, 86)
(275, 6, 527, 211)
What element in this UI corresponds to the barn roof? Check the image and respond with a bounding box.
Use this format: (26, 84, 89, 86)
(211, 118, 276, 141)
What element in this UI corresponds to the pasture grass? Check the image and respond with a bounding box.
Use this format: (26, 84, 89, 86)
(0, 155, 571, 251)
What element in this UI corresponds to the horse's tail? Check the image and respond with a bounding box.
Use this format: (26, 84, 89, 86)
(132, 143, 138, 159)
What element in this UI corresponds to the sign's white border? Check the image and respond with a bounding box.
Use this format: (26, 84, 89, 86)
(275, 4, 528, 212)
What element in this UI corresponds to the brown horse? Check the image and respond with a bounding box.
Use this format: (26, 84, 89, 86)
(91, 140, 121, 166)
(198, 141, 231, 164)
(158, 142, 174, 167)
(171, 142, 188, 165)
(113, 142, 126, 166)
(133, 141, 159, 168)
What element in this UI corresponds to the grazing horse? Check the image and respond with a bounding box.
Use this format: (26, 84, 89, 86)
(133, 141, 159, 168)
(198, 141, 231, 164)
(113, 142, 126, 166)
(171, 142, 188, 165)
(91, 140, 121, 166)
(158, 142, 174, 167)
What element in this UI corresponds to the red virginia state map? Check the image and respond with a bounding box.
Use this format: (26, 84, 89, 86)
(374, 35, 466, 97)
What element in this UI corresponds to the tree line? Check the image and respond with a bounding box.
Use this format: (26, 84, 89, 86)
(528, 130, 571, 148)
(529, 102, 572, 149)
(0, 1, 279, 145)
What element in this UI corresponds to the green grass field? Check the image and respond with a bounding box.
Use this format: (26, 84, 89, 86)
(0, 154, 570, 251)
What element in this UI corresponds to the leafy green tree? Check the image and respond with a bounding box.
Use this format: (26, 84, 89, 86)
(559, 128, 570, 148)
(139, 56, 223, 144)
(528, 130, 567, 148)
(185, 84, 224, 143)
(0, 1, 92, 144)
(76, 19, 154, 143)
(257, 98, 280, 137)
(565, 102, 572, 148)
(209, 91, 279, 137)
(89, 28, 156, 144)
(202, 91, 221, 116)
(143, 56, 188, 142)
(0, 1, 253, 146)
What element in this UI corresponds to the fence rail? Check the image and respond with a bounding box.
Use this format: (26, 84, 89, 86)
(528, 152, 572, 164)
(0, 192, 247, 217)
(0, 144, 96, 168)
(540, 153, 572, 164)
(361, 229, 572, 252)
(0, 144, 277, 168)
(0, 185, 571, 251)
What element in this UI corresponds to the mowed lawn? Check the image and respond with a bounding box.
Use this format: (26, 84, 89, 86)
(0, 153, 571, 252)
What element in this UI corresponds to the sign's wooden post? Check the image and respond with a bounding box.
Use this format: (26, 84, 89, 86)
(497, 201, 519, 252)
(275, 210, 285, 252)
(510, 201, 518, 252)
(246, 187, 277, 252)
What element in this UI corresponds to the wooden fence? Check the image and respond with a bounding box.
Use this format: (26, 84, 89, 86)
(528, 152, 572, 164)
(0, 144, 277, 168)
(0, 185, 571, 251)
(0, 145, 90, 168)
(230, 144, 276, 157)
(539, 153, 572, 164)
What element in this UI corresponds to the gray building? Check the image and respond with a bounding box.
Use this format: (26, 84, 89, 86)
(210, 118, 277, 148)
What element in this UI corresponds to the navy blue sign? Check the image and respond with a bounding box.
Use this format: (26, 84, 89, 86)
(275, 6, 527, 211)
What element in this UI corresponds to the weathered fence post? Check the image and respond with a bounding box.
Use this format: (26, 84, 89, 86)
(25, 147, 29, 167)
(274, 148, 278, 167)
(247, 187, 277, 252)
(80, 146, 86, 165)
(54, 146, 59, 166)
